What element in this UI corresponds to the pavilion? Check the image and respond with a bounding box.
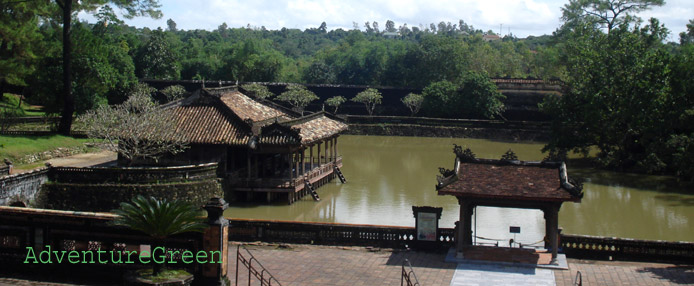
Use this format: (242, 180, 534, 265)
(436, 146, 582, 264)
(156, 86, 348, 204)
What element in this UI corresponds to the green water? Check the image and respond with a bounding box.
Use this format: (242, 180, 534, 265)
(225, 135, 694, 243)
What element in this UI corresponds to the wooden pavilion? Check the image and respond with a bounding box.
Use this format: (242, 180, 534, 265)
(436, 147, 583, 264)
(159, 86, 348, 204)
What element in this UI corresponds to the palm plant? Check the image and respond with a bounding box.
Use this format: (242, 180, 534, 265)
(112, 195, 207, 276)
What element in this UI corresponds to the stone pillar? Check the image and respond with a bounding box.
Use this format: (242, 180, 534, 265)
(544, 204, 560, 264)
(201, 198, 229, 285)
(456, 199, 473, 258)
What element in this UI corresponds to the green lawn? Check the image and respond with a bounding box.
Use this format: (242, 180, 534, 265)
(1, 93, 46, 116)
(0, 134, 94, 165)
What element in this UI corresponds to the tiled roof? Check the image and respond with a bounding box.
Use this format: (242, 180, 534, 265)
(164, 87, 346, 146)
(437, 158, 582, 202)
(170, 104, 251, 145)
(219, 91, 290, 122)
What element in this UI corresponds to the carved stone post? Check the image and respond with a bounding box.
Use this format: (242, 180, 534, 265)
(201, 198, 229, 285)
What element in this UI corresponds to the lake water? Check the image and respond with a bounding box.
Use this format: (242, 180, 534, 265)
(225, 135, 694, 244)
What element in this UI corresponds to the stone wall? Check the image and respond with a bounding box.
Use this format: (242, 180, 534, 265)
(0, 167, 49, 206)
(40, 180, 223, 212)
(345, 124, 550, 142)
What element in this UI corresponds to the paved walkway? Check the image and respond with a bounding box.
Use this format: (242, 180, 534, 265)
(1, 243, 692, 285)
(228, 243, 693, 286)
(450, 263, 555, 286)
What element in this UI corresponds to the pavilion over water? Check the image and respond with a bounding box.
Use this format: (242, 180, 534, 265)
(157, 86, 348, 204)
(436, 146, 583, 264)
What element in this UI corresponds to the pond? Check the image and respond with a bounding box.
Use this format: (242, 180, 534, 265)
(225, 135, 694, 244)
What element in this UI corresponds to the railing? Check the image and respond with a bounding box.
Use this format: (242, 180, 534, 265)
(561, 234, 694, 263)
(574, 271, 582, 286)
(401, 259, 421, 286)
(229, 157, 342, 190)
(235, 245, 282, 286)
(0, 206, 201, 268)
(49, 163, 218, 184)
(228, 219, 455, 248)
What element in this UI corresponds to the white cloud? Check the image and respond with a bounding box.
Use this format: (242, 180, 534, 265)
(77, 0, 690, 39)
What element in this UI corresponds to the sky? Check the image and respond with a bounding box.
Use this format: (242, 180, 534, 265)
(80, 0, 692, 42)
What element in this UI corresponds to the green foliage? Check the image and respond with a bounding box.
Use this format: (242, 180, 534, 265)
(0, 0, 48, 86)
(421, 73, 504, 119)
(352, 88, 382, 116)
(561, 0, 665, 33)
(680, 19, 694, 45)
(542, 18, 694, 179)
(111, 195, 206, 275)
(276, 84, 319, 115)
(135, 29, 180, 79)
(160, 85, 187, 102)
(240, 83, 274, 100)
(401, 93, 424, 116)
(325, 96, 346, 113)
(111, 195, 206, 240)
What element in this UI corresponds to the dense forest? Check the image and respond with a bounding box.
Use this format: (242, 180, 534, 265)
(1, 0, 693, 180)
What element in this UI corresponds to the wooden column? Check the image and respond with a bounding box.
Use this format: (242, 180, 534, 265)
(294, 151, 300, 179)
(309, 145, 314, 170)
(317, 142, 322, 166)
(324, 140, 328, 164)
(247, 151, 251, 179)
(301, 149, 305, 176)
(253, 154, 258, 178)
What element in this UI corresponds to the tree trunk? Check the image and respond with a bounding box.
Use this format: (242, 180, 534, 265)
(57, 0, 74, 136)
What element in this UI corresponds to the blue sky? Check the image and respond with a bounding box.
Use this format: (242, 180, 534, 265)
(80, 0, 692, 41)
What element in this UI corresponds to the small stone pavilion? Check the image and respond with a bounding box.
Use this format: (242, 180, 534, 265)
(436, 146, 583, 264)
(160, 86, 348, 204)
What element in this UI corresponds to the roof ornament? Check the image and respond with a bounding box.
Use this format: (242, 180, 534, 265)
(500, 149, 519, 161)
(453, 144, 476, 162)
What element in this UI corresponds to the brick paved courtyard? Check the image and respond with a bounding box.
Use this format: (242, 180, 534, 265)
(1, 242, 692, 285)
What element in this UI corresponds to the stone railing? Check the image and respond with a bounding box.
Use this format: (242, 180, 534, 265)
(49, 162, 218, 184)
(227, 219, 455, 248)
(561, 234, 694, 264)
(0, 167, 49, 206)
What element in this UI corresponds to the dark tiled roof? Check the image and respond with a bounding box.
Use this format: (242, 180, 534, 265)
(437, 159, 582, 202)
(170, 104, 251, 145)
(220, 91, 289, 122)
(165, 87, 346, 146)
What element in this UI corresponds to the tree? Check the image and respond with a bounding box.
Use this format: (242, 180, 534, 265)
(276, 84, 319, 115)
(160, 85, 187, 102)
(0, 0, 48, 95)
(421, 80, 458, 117)
(541, 20, 673, 174)
(680, 19, 694, 45)
(166, 18, 177, 32)
(401, 93, 424, 116)
(135, 29, 180, 79)
(56, 0, 162, 136)
(325, 96, 346, 114)
(111, 195, 206, 276)
(352, 88, 382, 116)
(240, 83, 274, 100)
(561, 0, 664, 33)
(80, 83, 188, 165)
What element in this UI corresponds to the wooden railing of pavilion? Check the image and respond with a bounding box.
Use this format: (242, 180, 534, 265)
(228, 157, 342, 190)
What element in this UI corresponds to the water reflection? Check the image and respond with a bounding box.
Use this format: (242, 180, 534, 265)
(225, 135, 694, 242)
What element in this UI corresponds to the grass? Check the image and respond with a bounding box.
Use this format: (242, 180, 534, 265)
(0, 134, 94, 165)
(1, 93, 46, 116)
(134, 268, 192, 282)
